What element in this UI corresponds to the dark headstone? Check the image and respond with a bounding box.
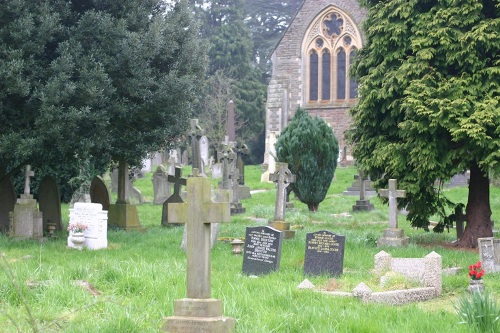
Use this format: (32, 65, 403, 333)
(161, 167, 187, 226)
(38, 175, 62, 232)
(89, 177, 111, 211)
(304, 230, 345, 277)
(0, 175, 16, 233)
(242, 226, 283, 275)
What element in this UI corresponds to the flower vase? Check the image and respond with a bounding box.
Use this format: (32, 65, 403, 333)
(70, 232, 86, 250)
(467, 279, 485, 293)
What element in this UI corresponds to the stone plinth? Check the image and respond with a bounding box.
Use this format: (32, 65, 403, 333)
(352, 200, 374, 212)
(238, 185, 251, 200)
(269, 220, 295, 239)
(108, 204, 144, 231)
(163, 298, 235, 333)
(10, 194, 43, 241)
(377, 228, 409, 247)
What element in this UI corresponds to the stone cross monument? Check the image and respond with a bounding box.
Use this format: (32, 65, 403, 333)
(218, 143, 236, 190)
(269, 162, 296, 239)
(352, 170, 374, 212)
(190, 119, 204, 174)
(377, 179, 409, 247)
(235, 142, 251, 199)
(161, 167, 187, 227)
(163, 172, 234, 332)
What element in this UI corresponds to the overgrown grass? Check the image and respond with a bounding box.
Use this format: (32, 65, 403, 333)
(1, 165, 499, 332)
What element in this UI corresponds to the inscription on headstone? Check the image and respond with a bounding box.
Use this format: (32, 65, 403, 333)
(242, 226, 283, 275)
(304, 230, 345, 276)
(67, 203, 108, 250)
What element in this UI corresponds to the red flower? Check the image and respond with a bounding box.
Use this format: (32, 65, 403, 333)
(468, 262, 485, 280)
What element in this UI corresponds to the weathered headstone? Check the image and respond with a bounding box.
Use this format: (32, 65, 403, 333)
(229, 168, 245, 215)
(9, 165, 43, 241)
(199, 135, 209, 172)
(454, 205, 466, 240)
(377, 179, 408, 247)
(190, 119, 205, 174)
(161, 167, 187, 227)
(108, 161, 143, 231)
(218, 143, 236, 190)
(89, 176, 111, 211)
(242, 226, 283, 275)
(352, 171, 374, 212)
(67, 203, 108, 250)
(478, 237, 500, 273)
(304, 230, 345, 276)
(163, 172, 234, 332)
(0, 173, 16, 233)
(235, 142, 251, 199)
(269, 162, 296, 239)
(261, 131, 278, 182)
(152, 165, 171, 205)
(38, 175, 63, 232)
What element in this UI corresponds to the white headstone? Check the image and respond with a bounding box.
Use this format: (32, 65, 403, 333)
(67, 203, 108, 250)
(200, 136, 209, 170)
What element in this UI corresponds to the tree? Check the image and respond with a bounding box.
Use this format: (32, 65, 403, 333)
(0, 0, 206, 200)
(275, 108, 339, 212)
(348, 0, 500, 248)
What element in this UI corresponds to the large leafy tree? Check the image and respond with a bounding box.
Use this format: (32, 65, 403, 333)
(276, 108, 339, 212)
(0, 0, 206, 198)
(349, 0, 500, 248)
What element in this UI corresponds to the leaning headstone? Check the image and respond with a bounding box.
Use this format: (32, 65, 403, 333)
(0, 173, 16, 233)
(161, 167, 186, 227)
(242, 226, 283, 276)
(67, 203, 108, 250)
(269, 162, 296, 239)
(352, 171, 374, 212)
(163, 172, 234, 332)
(152, 165, 171, 205)
(89, 176, 111, 211)
(377, 179, 409, 247)
(38, 175, 62, 232)
(478, 237, 500, 273)
(9, 165, 43, 241)
(304, 230, 345, 277)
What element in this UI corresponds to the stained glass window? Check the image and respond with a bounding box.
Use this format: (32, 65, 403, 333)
(337, 49, 346, 100)
(322, 50, 331, 100)
(309, 51, 318, 101)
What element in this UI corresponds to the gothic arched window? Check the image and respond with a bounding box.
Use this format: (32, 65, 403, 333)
(304, 8, 362, 105)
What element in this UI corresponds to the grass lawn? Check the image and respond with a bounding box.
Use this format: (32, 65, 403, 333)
(1, 165, 499, 332)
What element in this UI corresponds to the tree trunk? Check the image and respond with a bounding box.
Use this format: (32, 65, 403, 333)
(307, 203, 319, 212)
(456, 162, 492, 248)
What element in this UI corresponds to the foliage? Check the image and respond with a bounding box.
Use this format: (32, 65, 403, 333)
(275, 108, 339, 211)
(0, 0, 206, 198)
(455, 290, 500, 333)
(348, 0, 500, 247)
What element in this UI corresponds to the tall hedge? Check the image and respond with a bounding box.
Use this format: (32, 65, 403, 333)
(275, 108, 338, 211)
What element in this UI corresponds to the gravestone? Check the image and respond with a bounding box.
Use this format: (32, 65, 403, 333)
(218, 143, 236, 190)
(211, 163, 222, 179)
(352, 171, 374, 212)
(242, 226, 283, 276)
(199, 135, 210, 172)
(161, 167, 187, 227)
(108, 161, 143, 231)
(343, 173, 376, 196)
(227, 100, 236, 144)
(181, 150, 188, 166)
(67, 203, 108, 250)
(190, 119, 205, 175)
(478, 237, 500, 273)
(304, 230, 345, 277)
(261, 131, 278, 182)
(110, 168, 118, 193)
(377, 179, 409, 247)
(269, 162, 296, 239)
(163, 172, 234, 332)
(0, 174, 16, 233)
(454, 205, 466, 240)
(446, 171, 470, 188)
(38, 175, 63, 232)
(152, 165, 171, 205)
(89, 176, 111, 211)
(10, 165, 43, 241)
(235, 142, 251, 199)
(229, 168, 245, 215)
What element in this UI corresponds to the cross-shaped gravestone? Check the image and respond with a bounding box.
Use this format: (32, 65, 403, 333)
(379, 179, 406, 229)
(352, 170, 374, 212)
(24, 165, 34, 195)
(168, 175, 230, 299)
(161, 167, 187, 227)
(230, 168, 240, 204)
(190, 119, 204, 172)
(235, 142, 249, 185)
(269, 162, 296, 222)
(218, 144, 236, 190)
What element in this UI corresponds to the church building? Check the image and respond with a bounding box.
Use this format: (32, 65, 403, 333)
(263, 0, 367, 172)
